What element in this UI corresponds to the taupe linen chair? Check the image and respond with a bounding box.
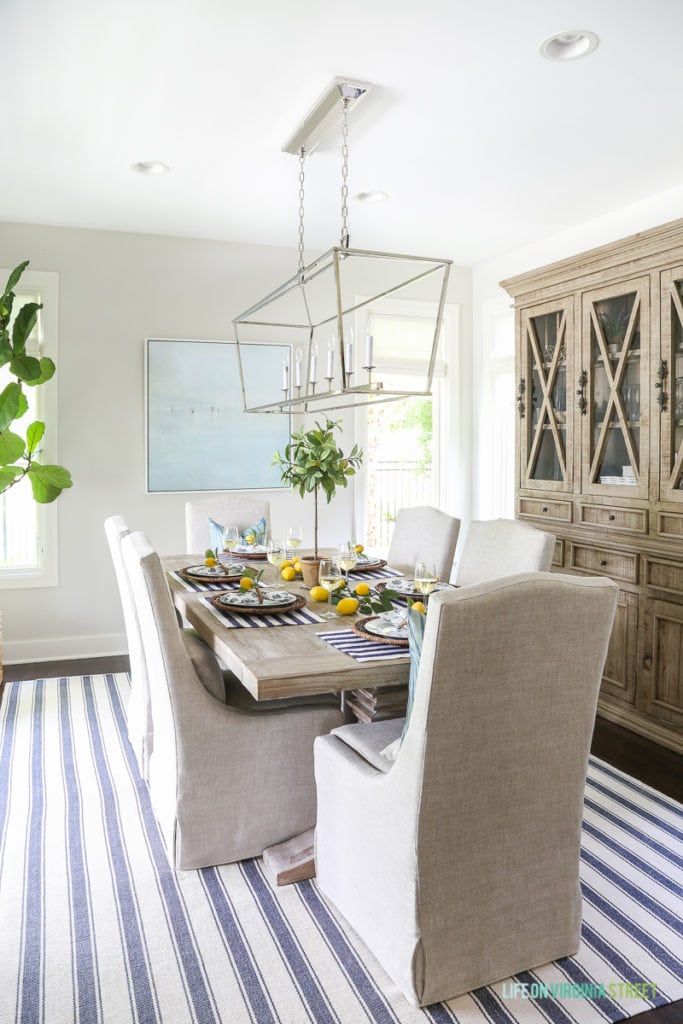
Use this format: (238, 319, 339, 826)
(456, 517, 555, 586)
(387, 506, 460, 582)
(122, 530, 343, 869)
(185, 495, 270, 554)
(314, 572, 617, 1006)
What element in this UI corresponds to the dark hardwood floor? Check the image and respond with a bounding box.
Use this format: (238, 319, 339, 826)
(1, 658, 681, 1023)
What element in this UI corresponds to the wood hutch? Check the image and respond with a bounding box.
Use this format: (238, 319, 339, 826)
(501, 218, 683, 754)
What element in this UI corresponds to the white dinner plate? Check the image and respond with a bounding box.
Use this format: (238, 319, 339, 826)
(214, 589, 297, 609)
(183, 562, 245, 579)
(363, 612, 409, 641)
(383, 576, 453, 597)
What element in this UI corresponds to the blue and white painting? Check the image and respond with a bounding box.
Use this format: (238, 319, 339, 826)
(146, 339, 289, 492)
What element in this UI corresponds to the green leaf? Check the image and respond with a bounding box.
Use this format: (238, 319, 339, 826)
(0, 333, 13, 367)
(0, 429, 26, 466)
(1, 261, 29, 304)
(9, 353, 42, 382)
(12, 301, 41, 354)
(27, 463, 73, 503)
(23, 356, 55, 387)
(26, 420, 45, 455)
(0, 465, 24, 491)
(0, 381, 24, 432)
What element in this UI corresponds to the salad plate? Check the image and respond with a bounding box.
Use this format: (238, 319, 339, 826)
(351, 612, 409, 647)
(180, 562, 245, 581)
(382, 576, 454, 597)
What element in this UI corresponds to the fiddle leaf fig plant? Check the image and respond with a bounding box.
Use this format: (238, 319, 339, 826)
(273, 418, 362, 558)
(0, 260, 72, 503)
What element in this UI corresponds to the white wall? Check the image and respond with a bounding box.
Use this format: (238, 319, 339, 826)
(471, 183, 683, 518)
(0, 221, 471, 662)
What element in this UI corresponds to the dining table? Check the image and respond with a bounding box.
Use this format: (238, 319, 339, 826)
(163, 553, 411, 705)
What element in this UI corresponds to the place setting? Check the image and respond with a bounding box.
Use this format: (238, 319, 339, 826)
(199, 561, 325, 629)
(169, 558, 247, 592)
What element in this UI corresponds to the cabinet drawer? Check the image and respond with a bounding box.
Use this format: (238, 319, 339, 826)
(569, 543, 638, 583)
(657, 511, 683, 540)
(643, 557, 683, 596)
(579, 502, 648, 535)
(518, 498, 572, 523)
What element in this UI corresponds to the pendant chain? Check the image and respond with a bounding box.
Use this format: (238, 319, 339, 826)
(297, 146, 306, 276)
(340, 97, 350, 249)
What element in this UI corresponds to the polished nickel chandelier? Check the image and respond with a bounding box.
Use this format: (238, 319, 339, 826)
(232, 78, 452, 414)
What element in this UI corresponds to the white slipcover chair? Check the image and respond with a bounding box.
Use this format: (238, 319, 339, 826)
(386, 506, 460, 582)
(104, 515, 152, 777)
(185, 494, 271, 554)
(122, 530, 343, 869)
(456, 517, 555, 587)
(315, 572, 617, 1006)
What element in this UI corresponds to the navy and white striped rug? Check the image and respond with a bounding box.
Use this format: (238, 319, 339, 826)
(0, 674, 681, 1024)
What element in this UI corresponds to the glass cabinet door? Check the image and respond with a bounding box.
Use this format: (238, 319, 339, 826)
(660, 266, 683, 503)
(582, 279, 649, 498)
(519, 299, 573, 491)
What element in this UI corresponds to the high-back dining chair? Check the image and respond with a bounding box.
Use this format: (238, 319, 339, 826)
(315, 572, 617, 1006)
(104, 515, 152, 778)
(456, 517, 555, 587)
(387, 506, 460, 582)
(185, 494, 271, 554)
(121, 530, 343, 869)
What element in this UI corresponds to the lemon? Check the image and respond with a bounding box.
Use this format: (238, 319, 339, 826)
(337, 597, 359, 615)
(204, 557, 217, 567)
(240, 577, 255, 590)
(280, 559, 292, 570)
(244, 533, 255, 545)
(355, 582, 370, 597)
(309, 585, 329, 602)
(293, 561, 302, 573)
(411, 601, 426, 614)
(355, 543, 364, 554)
(281, 566, 297, 581)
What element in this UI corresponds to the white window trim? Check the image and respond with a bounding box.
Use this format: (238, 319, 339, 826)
(0, 267, 60, 589)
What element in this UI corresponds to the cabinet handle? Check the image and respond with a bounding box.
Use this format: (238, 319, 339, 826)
(655, 358, 668, 412)
(643, 654, 652, 670)
(517, 377, 526, 419)
(608, 514, 615, 521)
(541, 506, 548, 513)
(599, 559, 607, 567)
(576, 369, 588, 415)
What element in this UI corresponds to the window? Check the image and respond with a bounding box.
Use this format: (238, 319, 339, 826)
(476, 298, 515, 519)
(0, 268, 59, 588)
(354, 301, 457, 553)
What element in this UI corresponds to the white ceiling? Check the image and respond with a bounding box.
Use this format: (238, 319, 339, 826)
(3, 0, 682, 265)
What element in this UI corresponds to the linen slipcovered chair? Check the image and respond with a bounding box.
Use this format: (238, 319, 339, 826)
(456, 517, 555, 587)
(386, 506, 460, 583)
(314, 572, 618, 1006)
(185, 494, 270, 554)
(122, 530, 343, 869)
(104, 515, 153, 778)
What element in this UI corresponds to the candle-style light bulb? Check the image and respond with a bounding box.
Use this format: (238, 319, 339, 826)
(327, 339, 335, 379)
(282, 356, 289, 391)
(309, 341, 318, 383)
(365, 332, 374, 368)
(294, 346, 303, 387)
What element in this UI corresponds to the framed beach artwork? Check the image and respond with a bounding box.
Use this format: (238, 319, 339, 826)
(145, 338, 290, 492)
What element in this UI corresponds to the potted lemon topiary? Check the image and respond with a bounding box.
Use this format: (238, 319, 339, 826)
(273, 418, 362, 587)
(0, 260, 73, 679)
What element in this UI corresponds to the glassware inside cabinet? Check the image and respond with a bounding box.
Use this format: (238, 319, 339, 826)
(671, 279, 683, 488)
(590, 292, 640, 487)
(525, 309, 567, 482)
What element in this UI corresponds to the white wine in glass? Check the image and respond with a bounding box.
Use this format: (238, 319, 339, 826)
(222, 526, 239, 553)
(318, 558, 344, 618)
(337, 541, 358, 584)
(414, 561, 438, 596)
(287, 526, 303, 551)
(266, 540, 286, 583)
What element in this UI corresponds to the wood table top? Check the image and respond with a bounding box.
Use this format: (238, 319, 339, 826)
(163, 555, 409, 702)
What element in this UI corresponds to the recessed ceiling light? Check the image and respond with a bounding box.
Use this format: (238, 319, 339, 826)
(354, 191, 389, 203)
(539, 30, 599, 61)
(131, 161, 170, 176)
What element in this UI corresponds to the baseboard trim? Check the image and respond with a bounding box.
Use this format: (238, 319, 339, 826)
(597, 700, 683, 755)
(4, 633, 127, 666)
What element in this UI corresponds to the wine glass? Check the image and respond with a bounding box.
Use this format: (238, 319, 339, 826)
(337, 541, 358, 586)
(222, 525, 239, 561)
(318, 557, 344, 618)
(287, 525, 303, 557)
(266, 539, 286, 586)
(414, 561, 438, 603)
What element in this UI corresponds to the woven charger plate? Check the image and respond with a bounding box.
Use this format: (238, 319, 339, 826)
(351, 615, 409, 648)
(351, 558, 387, 573)
(229, 549, 267, 560)
(209, 592, 307, 617)
(179, 564, 243, 583)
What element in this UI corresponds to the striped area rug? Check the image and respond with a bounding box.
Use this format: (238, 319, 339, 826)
(0, 674, 681, 1024)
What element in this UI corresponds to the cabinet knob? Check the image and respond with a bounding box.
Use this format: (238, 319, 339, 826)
(643, 654, 652, 670)
(599, 559, 607, 567)
(541, 506, 548, 512)
(608, 514, 615, 521)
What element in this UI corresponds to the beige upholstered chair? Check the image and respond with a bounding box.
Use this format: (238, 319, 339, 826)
(122, 530, 343, 869)
(456, 517, 555, 587)
(104, 515, 152, 777)
(185, 494, 270, 554)
(387, 506, 460, 582)
(315, 572, 617, 1006)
